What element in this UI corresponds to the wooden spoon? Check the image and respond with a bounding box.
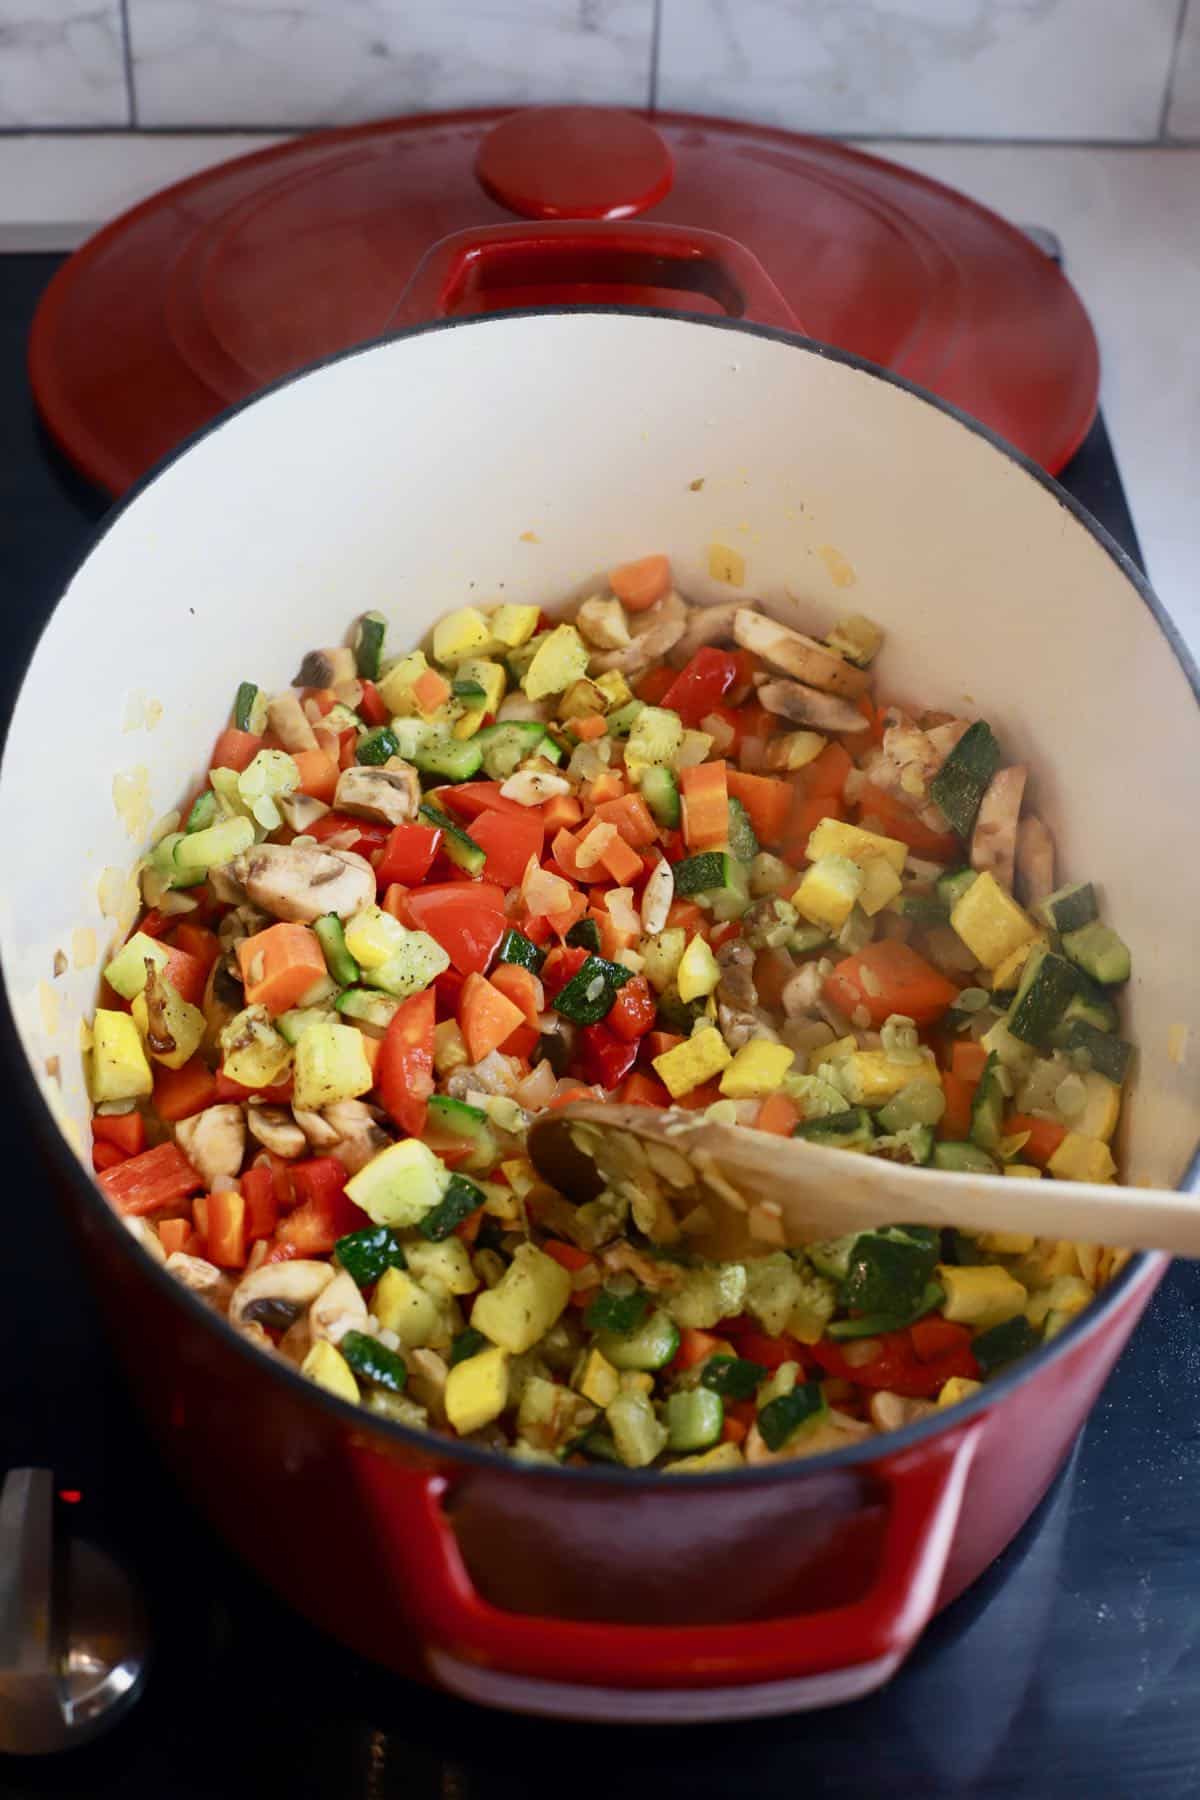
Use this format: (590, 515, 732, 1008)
(527, 1102, 1200, 1259)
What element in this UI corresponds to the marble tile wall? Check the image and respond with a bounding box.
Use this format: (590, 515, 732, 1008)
(1, 0, 1196, 140)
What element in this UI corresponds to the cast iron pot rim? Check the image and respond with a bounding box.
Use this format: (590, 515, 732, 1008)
(5, 305, 1197, 1493)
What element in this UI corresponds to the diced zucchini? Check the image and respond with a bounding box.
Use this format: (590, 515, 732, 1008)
(663, 1264, 747, 1331)
(877, 1080, 947, 1132)
(666, 1442, 745, 1474)
(757, 1381, 825, 1451)
(475, 721, 549, 780)
(355, 725, 400, 767)
(314, 913, 359, 986)
(412, 737, 484, 782)
(971, 1314, 1039, 1375)
(234, 679, 267, 733)
(839, 1231, 937, 1319)
(173, 815, 255, 878)
(665, 1389, 724, 1452)
(324, 702, 365, 733)
(276, 1004, 340, 1045)
(931, 1141, 999, 1175)
(674, 850, 734, 896)
(1061, 921, 1131, 986)
(639, 764, 681, 829)
(552, 953, 631, 1026)
(335, 1224, 407, 1288)
(184, 789, 218, 834)
(936, 867, 978, 909)
(565, 917, 601, 953)
(496, 927, 545, 973)
(355, 611, 387, 679)
(726, 796, 759, 862)
(969, 1051, 1005, 1151)
(928, 721, 1002, 838)
(1007, 947, 1079, 1049)
(405, 1237, 479, 1297)
(606, 698, 645, 739)
(1037, 880, 1098, 934)
(870, 1123, 936, 1166)
(1060, 1020, 1133, 1085)
(1053, 986, 1119, 1039)
(606, 1391, 668, 1468)
(335, 987, 400, 1030)
(595, 1308, 681, 1371)
(420, 1173, 485, 1241)
(793, 1108, 876, 1151)
(418, 803, 486, 876)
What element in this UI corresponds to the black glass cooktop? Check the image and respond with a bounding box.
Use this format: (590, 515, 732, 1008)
(3, 251, 1199, 1800)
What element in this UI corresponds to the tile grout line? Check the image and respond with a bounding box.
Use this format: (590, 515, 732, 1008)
(647, 0, 662, 114)
(118, 0, 138, 129)
(1158, 0, 1191, 139)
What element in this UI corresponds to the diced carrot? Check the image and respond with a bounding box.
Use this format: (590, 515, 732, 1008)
(551, 826, 610, 885)
(92, 1140, 127, 1173)
(301, 686, 338, 716)
(804, 741, 854, 799)
(545, 1083, 594, 1110)
(646, 1031, 684, 1059)
(910, 1316, 973, 1362)
(169, 922, 220, 974)
(680, 760, 729, 851)
(210, 727, 263, 773)
(236, 922, 329, 1017)
(824, 940, 958, 1029)
(600, 833, 643, 886)
(581, 770, 626, 811)
(458, 972, 527, 1062)
(591, 904, 639, 958)
(726, 770, 792, 848)
(619, 1071, 671, 1108)
(593, 793, 659, 849)
(755, 1093, 799, 1136)
(635, 666, 677, 705)
(490, 962, 544, 1029)
(153, 1057, 219, 1122)
(781, 791, 845, 863)
(855, 783, 960, 861)
(206, 1189, 247, 1269)
(546, 889, 589, 938)
(412, 668, 451, 713)
(543, 1239, 596, 1274)
(939, 1070, 975, 1141)
(499, 1023, 539, 1060)
(665, 898, 705, 935)
(609, 553, 671, 612)
(542, 793, 584, 835)
(674, 1078, 723, 1111)
(156, 1217, 192, 1257)
(951, 1041, 989, 1084)
(291, 748, 340, 804)
(572, 713, 608, 741)
(92, 1110, 146, 1156)
(1002, 1113, 1068, 1168)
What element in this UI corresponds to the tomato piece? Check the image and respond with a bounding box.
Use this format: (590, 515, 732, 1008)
(405, 883, 508, 975)
(470, 809, 545, 890)
(376, 822, 442, 888)
(661, 648, 739, 729)
(436, 782, 530, 821)
(306, 812, 390, 859)
(808, 1331, 979, 1397)
(357, 679, 388, 726)
(92, 1140, 128, 1173)
(376, 990, 435, 1137)
(576, 1024, 639, 1089)
(606, 974, 656, 1042)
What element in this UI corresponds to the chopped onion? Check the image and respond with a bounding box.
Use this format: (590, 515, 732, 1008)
(700, 711, 735, 753)
(576, 823, 616, 869)
(606, 885, 642, 938)
(517, 1059, 558, 1109)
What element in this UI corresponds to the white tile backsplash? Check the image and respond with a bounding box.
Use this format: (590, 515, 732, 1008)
(657, 0, 1184, 141)
(0, 0, 128, 127)
(127, 0, 655, 128)
(1167, 0, 1200, 137)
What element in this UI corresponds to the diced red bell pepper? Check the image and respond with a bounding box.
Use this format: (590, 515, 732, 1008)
(634, 665, 677, 705)
(306, 811, 391, 860)
(808, 1331, 979, 1397)
(577, 1023, 639, 1089)
(92, 1110, 147, 1157)
(469, 808, 546, 890)
(376, 989, 435, 1137)
(606, 974, 656, 1042)
(436, 781, 530, 821)
(242, 1164, 279, 1243)
(98, 1141, 204, 1215)
(169, 922, 221, 974)
(376, 821, 442, 888)
(661, 647, 739, 728)
(153, 1057, 219, 1122)
(92, 1140, 128, 1173)
(724, 1327, 806, 1372)
(273, 1158, 368, 1257)
(357, 679, 388, 726)
(404, 882, 508, 975)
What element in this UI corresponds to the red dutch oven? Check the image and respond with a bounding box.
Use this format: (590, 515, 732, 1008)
(6, 130, 1199, 1722)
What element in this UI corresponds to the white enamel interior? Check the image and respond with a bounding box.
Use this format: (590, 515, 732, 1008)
(1, 312, 1196, 1198)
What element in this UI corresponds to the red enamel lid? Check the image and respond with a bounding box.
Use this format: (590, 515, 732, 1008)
(30, 106, 1099, 495)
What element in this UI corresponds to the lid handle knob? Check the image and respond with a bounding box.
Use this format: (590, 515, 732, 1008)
(476, 106, 674, 221)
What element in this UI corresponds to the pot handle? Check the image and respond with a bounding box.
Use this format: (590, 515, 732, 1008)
(389, 220, 800, 334)
(354, 1421, 982, 1712)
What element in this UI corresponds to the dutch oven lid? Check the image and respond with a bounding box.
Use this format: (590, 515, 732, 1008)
(30, 106, 1098, 495)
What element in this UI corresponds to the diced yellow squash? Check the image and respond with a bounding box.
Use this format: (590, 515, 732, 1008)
(218, 1005, 293, 1090)
(345, 1138, 450, 1229)
(720, 1039, 795, 1099)
(1024, 1239, 1083, 1282)
(1026, 1274, 1093, 1330)
(103, 931, 169, 1000)
(452, 707, 486, 741)
(489, 603, 541, 648)
(522, 624, 589, 700)
(559, 678, 606, 721)
(858, 857, 904, 917)
(471, 1244, 571, 1353)
(936, 1263, 1029, 1331)
(479, 1180, 522, 1223)
(1047, 1132, 1116, 1184)
(977, 1231, 1037, 1254)
(432, 607, 494, 665)
(676, 934, 721, 1003)
(640, 928, 687, 995)
(1002, 1164, 1042, 1180)
(90, 1009, 154, 1102)
(1071, 1070, 1121, 1143)
(376, 650, 430, 716)
(596, 669, 633, 709)
(665, 1442, 745, 1473)
(806, 817, 908, 875)
(839, 1050, 938, 1106)
(445, 1345, 510, 1434)
(433, 1019, 469, 1076)
(574, 1348, 620, 1408)
(653, 1026, 732, 1099)
(937, 1375, 983, 1409)
(826, 614, 883, 666)
(131, 977, 206, 1070)
(619, 1370, 656, 1396)
(344, 904, 404, 971)
(373, 1266, 443, 1347)
(301, 1339, 360, 1404)
(293, 1022, 373, 1110)
(809, 1034, 856, 1072)
(991, 932, 1048, 992)
(950, 871, 1038, 968)
(793, 854, 864, 932)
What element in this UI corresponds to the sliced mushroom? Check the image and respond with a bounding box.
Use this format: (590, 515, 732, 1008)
(175, 1106, 246, 1191)
(229, 1258, 335, 1332)
(291, 1105, 343, 1150)
(714, 940, 775, 1051)
(1015, 814, 1056, 909)
(202, 956, 243, 1052)
(279, 792, 331, 834)
(293, 646, 357, 688)
(868, 1391, 937, 1431)
(599, 1241, 684, 1292)
(308, 1268, 369, 1345)
(165, 1252, 233, 1310)
(733, 609, 870, 699)
(499, 767, 572, 806)
(667, 599, 741, 667)
(780, 961, 824, 1020)
(217, 903, 272, 953)
(970, 764, 1027, 892)
(588, 592, 687, 677)
(333, 761, 420, 825)
(758, 679, 869, 734)
(246, 1105, 308, 1159)
(218, 842, 374, 923)
(265, 691, 318, 752)
(640, 856, 675, 935)
(575, 595, 631, 651)
(321, 1099, 392, 1174)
